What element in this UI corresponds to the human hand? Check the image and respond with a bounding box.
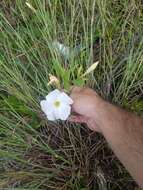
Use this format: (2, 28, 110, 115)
(69, 87, 102, 132)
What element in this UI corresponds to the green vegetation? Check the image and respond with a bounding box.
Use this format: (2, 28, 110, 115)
(0, 0, 143, 189)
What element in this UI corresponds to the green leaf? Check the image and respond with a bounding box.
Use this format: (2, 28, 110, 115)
(73, 79, 85, 86)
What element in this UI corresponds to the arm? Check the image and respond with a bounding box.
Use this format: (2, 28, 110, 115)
(70, 87, 143, 187)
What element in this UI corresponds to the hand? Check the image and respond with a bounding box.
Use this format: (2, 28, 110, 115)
(69, 115, 101, 132)
(69, 86, 102, 132)
(70, 87, 143, 187)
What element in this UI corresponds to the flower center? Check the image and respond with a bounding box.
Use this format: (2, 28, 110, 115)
(54, 100, 61, 108)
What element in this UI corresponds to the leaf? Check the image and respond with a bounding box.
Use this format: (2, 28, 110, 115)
(73, 79, 85, 86)
(131, 100, 143, 113)
(83, 61, 99, 76)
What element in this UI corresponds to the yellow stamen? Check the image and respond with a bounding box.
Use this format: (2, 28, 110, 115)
(54, 101, 60, 108)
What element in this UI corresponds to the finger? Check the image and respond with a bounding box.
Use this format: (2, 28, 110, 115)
(70, 86, 82, 94)
(68, 115, 87, 123)
(71, 106, 76, 113)
(86, 119, 100, 132)
(61, 86, 79, 94)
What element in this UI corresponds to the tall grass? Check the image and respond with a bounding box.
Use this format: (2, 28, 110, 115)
(0, 0, 143, 189)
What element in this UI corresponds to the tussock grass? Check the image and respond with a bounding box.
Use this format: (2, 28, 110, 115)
(0, 0, 143, 189)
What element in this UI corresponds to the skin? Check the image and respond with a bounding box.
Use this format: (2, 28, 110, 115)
(69, 86, 143, 187)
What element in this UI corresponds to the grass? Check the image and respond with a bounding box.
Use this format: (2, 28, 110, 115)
(0, 0, 143, 189)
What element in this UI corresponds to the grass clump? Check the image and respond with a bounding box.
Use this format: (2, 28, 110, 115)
(0, 0, 143, 189)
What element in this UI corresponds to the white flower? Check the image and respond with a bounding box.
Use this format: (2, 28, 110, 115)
(40, 89, 73, 121)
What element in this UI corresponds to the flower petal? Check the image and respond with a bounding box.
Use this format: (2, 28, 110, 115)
(58, 104, 71, 120)
(53, 108, 61, 120)
(46, 89, 61, 102)
(40, 100, 53, 115)
(46, 111, 56, 121)
(58, 92, 73, 105)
